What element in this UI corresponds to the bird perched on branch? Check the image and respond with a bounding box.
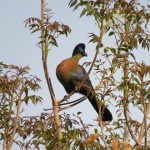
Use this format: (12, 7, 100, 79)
(56, 43, 112, 121)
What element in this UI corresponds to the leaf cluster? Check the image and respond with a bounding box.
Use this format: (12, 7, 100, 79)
(14, 113, 107, 150)
(0, 62, 42, 149)
(69, 0, 150, 149)
(69, 0, 149, 51)
(24, 9, 71, 49)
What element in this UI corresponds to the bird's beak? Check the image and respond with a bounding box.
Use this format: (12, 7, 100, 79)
(82, 52, 87, 57)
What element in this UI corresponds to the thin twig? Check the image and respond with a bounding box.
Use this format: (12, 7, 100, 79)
(124, 108, 140, 146)
(99, 120, 111, 150)
(58, 90, 76, 104)
(44, 97, 86, 111)
(140, 77, 148, 150)
(138, 99, 150, 145)
(59, 97, 86, 112)
(60, 96, 86, 106)
(98, 100, 111, 150)
(123, 56, 140, 146)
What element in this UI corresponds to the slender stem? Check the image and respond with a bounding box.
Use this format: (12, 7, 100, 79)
(59, 97, 86, 112)
(99, 120, 111, 150)
(7, 90, 23, 150)
(124, 107, 140, 145)
(60, 96, 86, 106)
(42, 61, 62, 140)
(142, 81, 147, 150)
(122, 56, 140, 146)
(41, 0, 62, 146)
(58, 90, 76, 104)
(137, 76, 149, 149)
(138, 101, 150, 144)
(123, 54, 130, 144)
(3, 133, 6, 150)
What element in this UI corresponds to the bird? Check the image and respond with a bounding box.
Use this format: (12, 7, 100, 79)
(56, 43, 113, 121)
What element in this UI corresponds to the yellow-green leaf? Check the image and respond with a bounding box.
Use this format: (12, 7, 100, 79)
(122, 143, 132, 150)
(112, 138, 120, 150)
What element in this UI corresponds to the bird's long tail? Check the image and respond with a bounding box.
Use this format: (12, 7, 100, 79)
(88, 94, 113, 122)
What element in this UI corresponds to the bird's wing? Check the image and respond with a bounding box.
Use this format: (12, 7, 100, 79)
(70, 65, 94, 90)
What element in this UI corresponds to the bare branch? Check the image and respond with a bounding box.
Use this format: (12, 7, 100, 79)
(138, 100, 150, 145)
(59, 97, 86, 112)
(59, 96, 86, 106)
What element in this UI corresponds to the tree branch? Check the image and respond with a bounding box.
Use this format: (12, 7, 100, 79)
(7, 90, 23, 150)
(123, 108, 140, 146)
(41, 0, 62, 145)
(59, 97, 86, 112)
(138, 100, 150, 145)
(99, 119, 111, 150)
(59, 96, 86, 106)
(123, 56, 140, 146)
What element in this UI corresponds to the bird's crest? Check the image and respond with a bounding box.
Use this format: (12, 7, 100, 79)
(72, 43, 86, 57)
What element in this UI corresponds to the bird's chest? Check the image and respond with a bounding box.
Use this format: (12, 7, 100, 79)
(56, 59, 78, 82)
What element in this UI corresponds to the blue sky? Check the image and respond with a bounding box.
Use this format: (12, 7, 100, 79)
(0, 0, 150, 149)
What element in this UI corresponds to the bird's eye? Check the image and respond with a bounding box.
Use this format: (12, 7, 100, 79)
(79, 48, 84, 53)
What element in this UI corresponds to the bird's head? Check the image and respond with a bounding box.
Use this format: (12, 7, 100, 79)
(72, 43, 87, 57)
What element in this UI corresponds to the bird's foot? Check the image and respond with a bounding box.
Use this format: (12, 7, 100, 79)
(63, 95, 69, 101)
(95, 117, 111, 125)
(75, 85, 81, 92)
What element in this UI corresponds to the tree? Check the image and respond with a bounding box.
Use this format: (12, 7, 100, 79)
(0, 62, 42, 150)
(69, 0, 150, 149)
(0, 0, 149, 149)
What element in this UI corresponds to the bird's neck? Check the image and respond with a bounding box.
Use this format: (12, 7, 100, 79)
(72, 54, 82, 61)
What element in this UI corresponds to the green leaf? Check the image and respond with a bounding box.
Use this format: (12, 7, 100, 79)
(38, 40, 45, 44)
(69, 0, 78, 7)
(109, 31, 115, 36)
(110, 48, 116, 55)
(132, 77, 140, 84)
(31, 28, 40, 34)
(104, 47, 110, 53)
(80, 9, 86, 18)
(138, 37, 143, 44)
(94, 128, 98, 134)
(50, 41, 58, 47)
(48, 35, 58, 47)
(73, 3, 81, 11)
(100, 43, 103, 47)
(77, 111, 82, 115)
(130, 53, 136, 60)
(146, 94, 150, 99)
(86, 4, 92, 14)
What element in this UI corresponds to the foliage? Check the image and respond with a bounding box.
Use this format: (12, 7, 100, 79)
(0, 62, 42, 150)
(24, 8, 71, 60)
(0, 62, 105, 150)
(15, 112, 108, 150)
(69, 0, 150, 149)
